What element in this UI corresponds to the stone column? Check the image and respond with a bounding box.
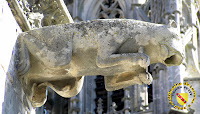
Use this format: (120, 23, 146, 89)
(78, 85, 84, 114)
(82, 76, 96, 114)
(184, 77, 200, 113)
(170, 0, 182, 31)
(151, 63, 168, 114)
(52, 91, 65, 114)
(69, 96, 80, 114)
(97, 98, 103, 114)
(123, 87, 131, 114)
(107, 91, 112, 113)
(72, 0, 79, 21)
(132, 85, 140, 112)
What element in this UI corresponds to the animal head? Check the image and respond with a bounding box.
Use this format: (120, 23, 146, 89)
(141, 21, 184, 66)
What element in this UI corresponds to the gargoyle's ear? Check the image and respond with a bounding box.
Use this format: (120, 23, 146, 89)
(168, 20, 177, 28)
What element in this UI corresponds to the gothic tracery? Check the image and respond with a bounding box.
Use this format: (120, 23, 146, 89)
(97, 0, 124, 19)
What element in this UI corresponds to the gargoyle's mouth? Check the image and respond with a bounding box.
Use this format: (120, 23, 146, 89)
(164, 53, 183, 66)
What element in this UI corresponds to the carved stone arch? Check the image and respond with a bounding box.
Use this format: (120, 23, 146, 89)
(86, 0, 126, 20)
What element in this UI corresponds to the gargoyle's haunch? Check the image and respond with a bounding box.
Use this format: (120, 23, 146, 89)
(15, 19, 183, 107)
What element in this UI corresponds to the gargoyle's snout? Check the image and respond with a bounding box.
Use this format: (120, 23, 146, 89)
(160, 44, 183, 66)
(164, 53, 183, 66)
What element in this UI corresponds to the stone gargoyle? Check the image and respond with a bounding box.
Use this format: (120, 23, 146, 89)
(15, 19, 183, 107)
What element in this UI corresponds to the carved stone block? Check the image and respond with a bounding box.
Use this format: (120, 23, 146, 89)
(15, 19, 183, 107)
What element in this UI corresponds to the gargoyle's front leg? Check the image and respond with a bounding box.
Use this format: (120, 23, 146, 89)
(104, 72, 153, 91)
(97, 46, 152, 89)
(96, 48, 150, 68)
(138, 47, 153, 85)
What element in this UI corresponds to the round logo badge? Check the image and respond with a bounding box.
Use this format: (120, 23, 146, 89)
(168, 82, 196, 110)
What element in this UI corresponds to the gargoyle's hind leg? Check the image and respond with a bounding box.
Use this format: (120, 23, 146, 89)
(29, 76, 84, 107)
(15, 35, 30, 75)
(18, 27, 73, 68)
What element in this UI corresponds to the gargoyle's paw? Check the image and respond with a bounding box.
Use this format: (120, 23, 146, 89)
(138, 72, 153, 85)
(138, 53, 150, 68)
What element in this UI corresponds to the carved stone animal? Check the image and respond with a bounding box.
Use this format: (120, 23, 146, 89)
(16, 19, 183, 107)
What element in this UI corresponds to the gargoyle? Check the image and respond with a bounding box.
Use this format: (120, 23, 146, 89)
(15, 19, 183, 107)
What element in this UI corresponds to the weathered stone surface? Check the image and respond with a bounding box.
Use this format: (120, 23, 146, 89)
(7, 0, 73, 31)
(15, 19, 184, 107)
(0, 0, 34, 113)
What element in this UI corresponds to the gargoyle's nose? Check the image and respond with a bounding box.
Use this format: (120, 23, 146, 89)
(164, 52, 183, 66)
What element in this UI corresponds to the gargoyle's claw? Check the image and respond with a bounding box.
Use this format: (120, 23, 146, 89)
(138, 72, 153, 85)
